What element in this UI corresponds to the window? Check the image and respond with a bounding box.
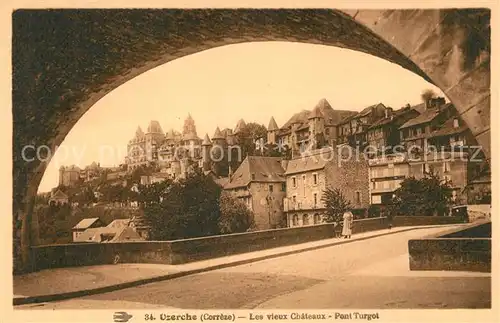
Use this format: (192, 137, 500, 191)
(281, 183, 286, 192)
(292, 195, 296, 203)
(325, 128, 330, 135)
(269, 184, 274, 192)
(302, 175, 306, 196)
(314, 213, 321, 224)
(453, 118, 460, 128)
(313, 173, 318, 185)
(292, 214, 298, 226)
(443, 162, 450, 173)
(313, 193, 317, 206)
(251, 174, 256, 180)
(292, 177, 296, 188)
(355, 191, 361, 204)
(303, 214, 309, 225)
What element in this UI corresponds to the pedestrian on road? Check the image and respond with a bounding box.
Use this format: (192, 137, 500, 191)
(342, 210, 354, 239)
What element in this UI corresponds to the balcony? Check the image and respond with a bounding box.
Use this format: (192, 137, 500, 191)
(284, 199, 323, 212)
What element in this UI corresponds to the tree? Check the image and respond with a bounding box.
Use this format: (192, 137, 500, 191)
(235, 123, 267, 158)
(321, 187, 351, 224)
(219, 191, 255, 234)
(391, 173, 453, 216)
(141, 172, 222, 240)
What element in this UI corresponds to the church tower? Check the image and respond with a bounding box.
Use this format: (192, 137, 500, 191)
(183, 114, 198, 137)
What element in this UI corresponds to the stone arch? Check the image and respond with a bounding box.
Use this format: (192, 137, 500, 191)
(12, 9, 490, 272)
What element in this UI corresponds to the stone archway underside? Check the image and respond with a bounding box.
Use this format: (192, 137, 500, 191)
(12, 9, 490, 271)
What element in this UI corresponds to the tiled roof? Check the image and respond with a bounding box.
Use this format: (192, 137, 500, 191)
(106, 219, 130, 229)
(72, 217, 101, 230)
(74, 226, 142, 243)
(368, 107, 416, 129)
(338, 103, 385, 124)
(215, 177, 230, 187)
(400, 103, 453, 129)
(428, 118, 469, 138)
(285, 149, 333, 175)
(51, 189, 68, 199)
(224, 156, 285, 189)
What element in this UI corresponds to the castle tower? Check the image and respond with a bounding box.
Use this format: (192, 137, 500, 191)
(212, 127, 226, 146)
(58, 166, 65, 186)
(290, 119, 302, 158)
(309, 101, 326, 136)
(267, 117, 279, 145)
(145, 120, 164, 162)
(202, 133, 212, 172)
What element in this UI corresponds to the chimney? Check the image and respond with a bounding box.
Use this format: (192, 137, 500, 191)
(424, 99, 431, 110)
(384, 107, 393, 119)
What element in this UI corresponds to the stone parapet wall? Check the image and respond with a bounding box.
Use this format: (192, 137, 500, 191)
(28, 216, 464, 273)
(408, 222, 491, 272)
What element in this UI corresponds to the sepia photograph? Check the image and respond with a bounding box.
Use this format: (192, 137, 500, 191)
(6, 2, 496, 322)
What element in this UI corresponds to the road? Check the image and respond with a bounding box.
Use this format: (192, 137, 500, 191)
(17, 226, 491, 310)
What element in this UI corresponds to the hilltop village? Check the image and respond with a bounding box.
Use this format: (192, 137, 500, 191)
(45, 97, 491, 243)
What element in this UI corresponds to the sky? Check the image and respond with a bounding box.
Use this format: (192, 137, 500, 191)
(38, 41, 444, 193)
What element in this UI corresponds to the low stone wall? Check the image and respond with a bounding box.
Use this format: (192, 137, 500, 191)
(408, 222, 492, 272)
(352, 217, 388, 234)
(467, 204, 491, 222)
(29, 215, 464, 272)
(168, 223, 336, 264)
(393, 216, 464, 227)
(31, 242, 174, 271)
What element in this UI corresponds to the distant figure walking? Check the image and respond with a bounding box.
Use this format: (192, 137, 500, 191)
(342, 210, 354, 239)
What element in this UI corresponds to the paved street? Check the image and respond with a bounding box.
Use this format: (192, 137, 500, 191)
(16, 226, 490, 310)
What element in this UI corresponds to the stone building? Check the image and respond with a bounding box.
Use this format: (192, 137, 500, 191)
(49, 189, 69, 205)
(284, 148, 370, 227)
(223, 156, 287, 230)
(337, 103, 387, 148)
(124, 115, 203, 180)
(58, 165, 81, 187)
(266, 99, 357, 158)
(368, 100, 487, 207)
(399, 97, 453, 152)
(368, 153, 410, 205)
(366, 104, 422, 154)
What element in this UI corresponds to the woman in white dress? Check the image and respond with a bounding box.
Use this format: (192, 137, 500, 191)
(342, 210, 354, 239)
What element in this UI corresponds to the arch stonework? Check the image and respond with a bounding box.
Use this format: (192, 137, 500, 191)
(12, 9, 490, 272)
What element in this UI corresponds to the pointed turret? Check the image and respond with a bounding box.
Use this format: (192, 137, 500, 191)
(308, 105, 324, 119)
(135, 126, 145, 138)
(268, 117, 279, 131)
(212, 127, 224, 140)
(314, 98, 332, 111)
(147, 120, 163, 134)
(234, 119, 246, 134)
(202, 133, 212, 146)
